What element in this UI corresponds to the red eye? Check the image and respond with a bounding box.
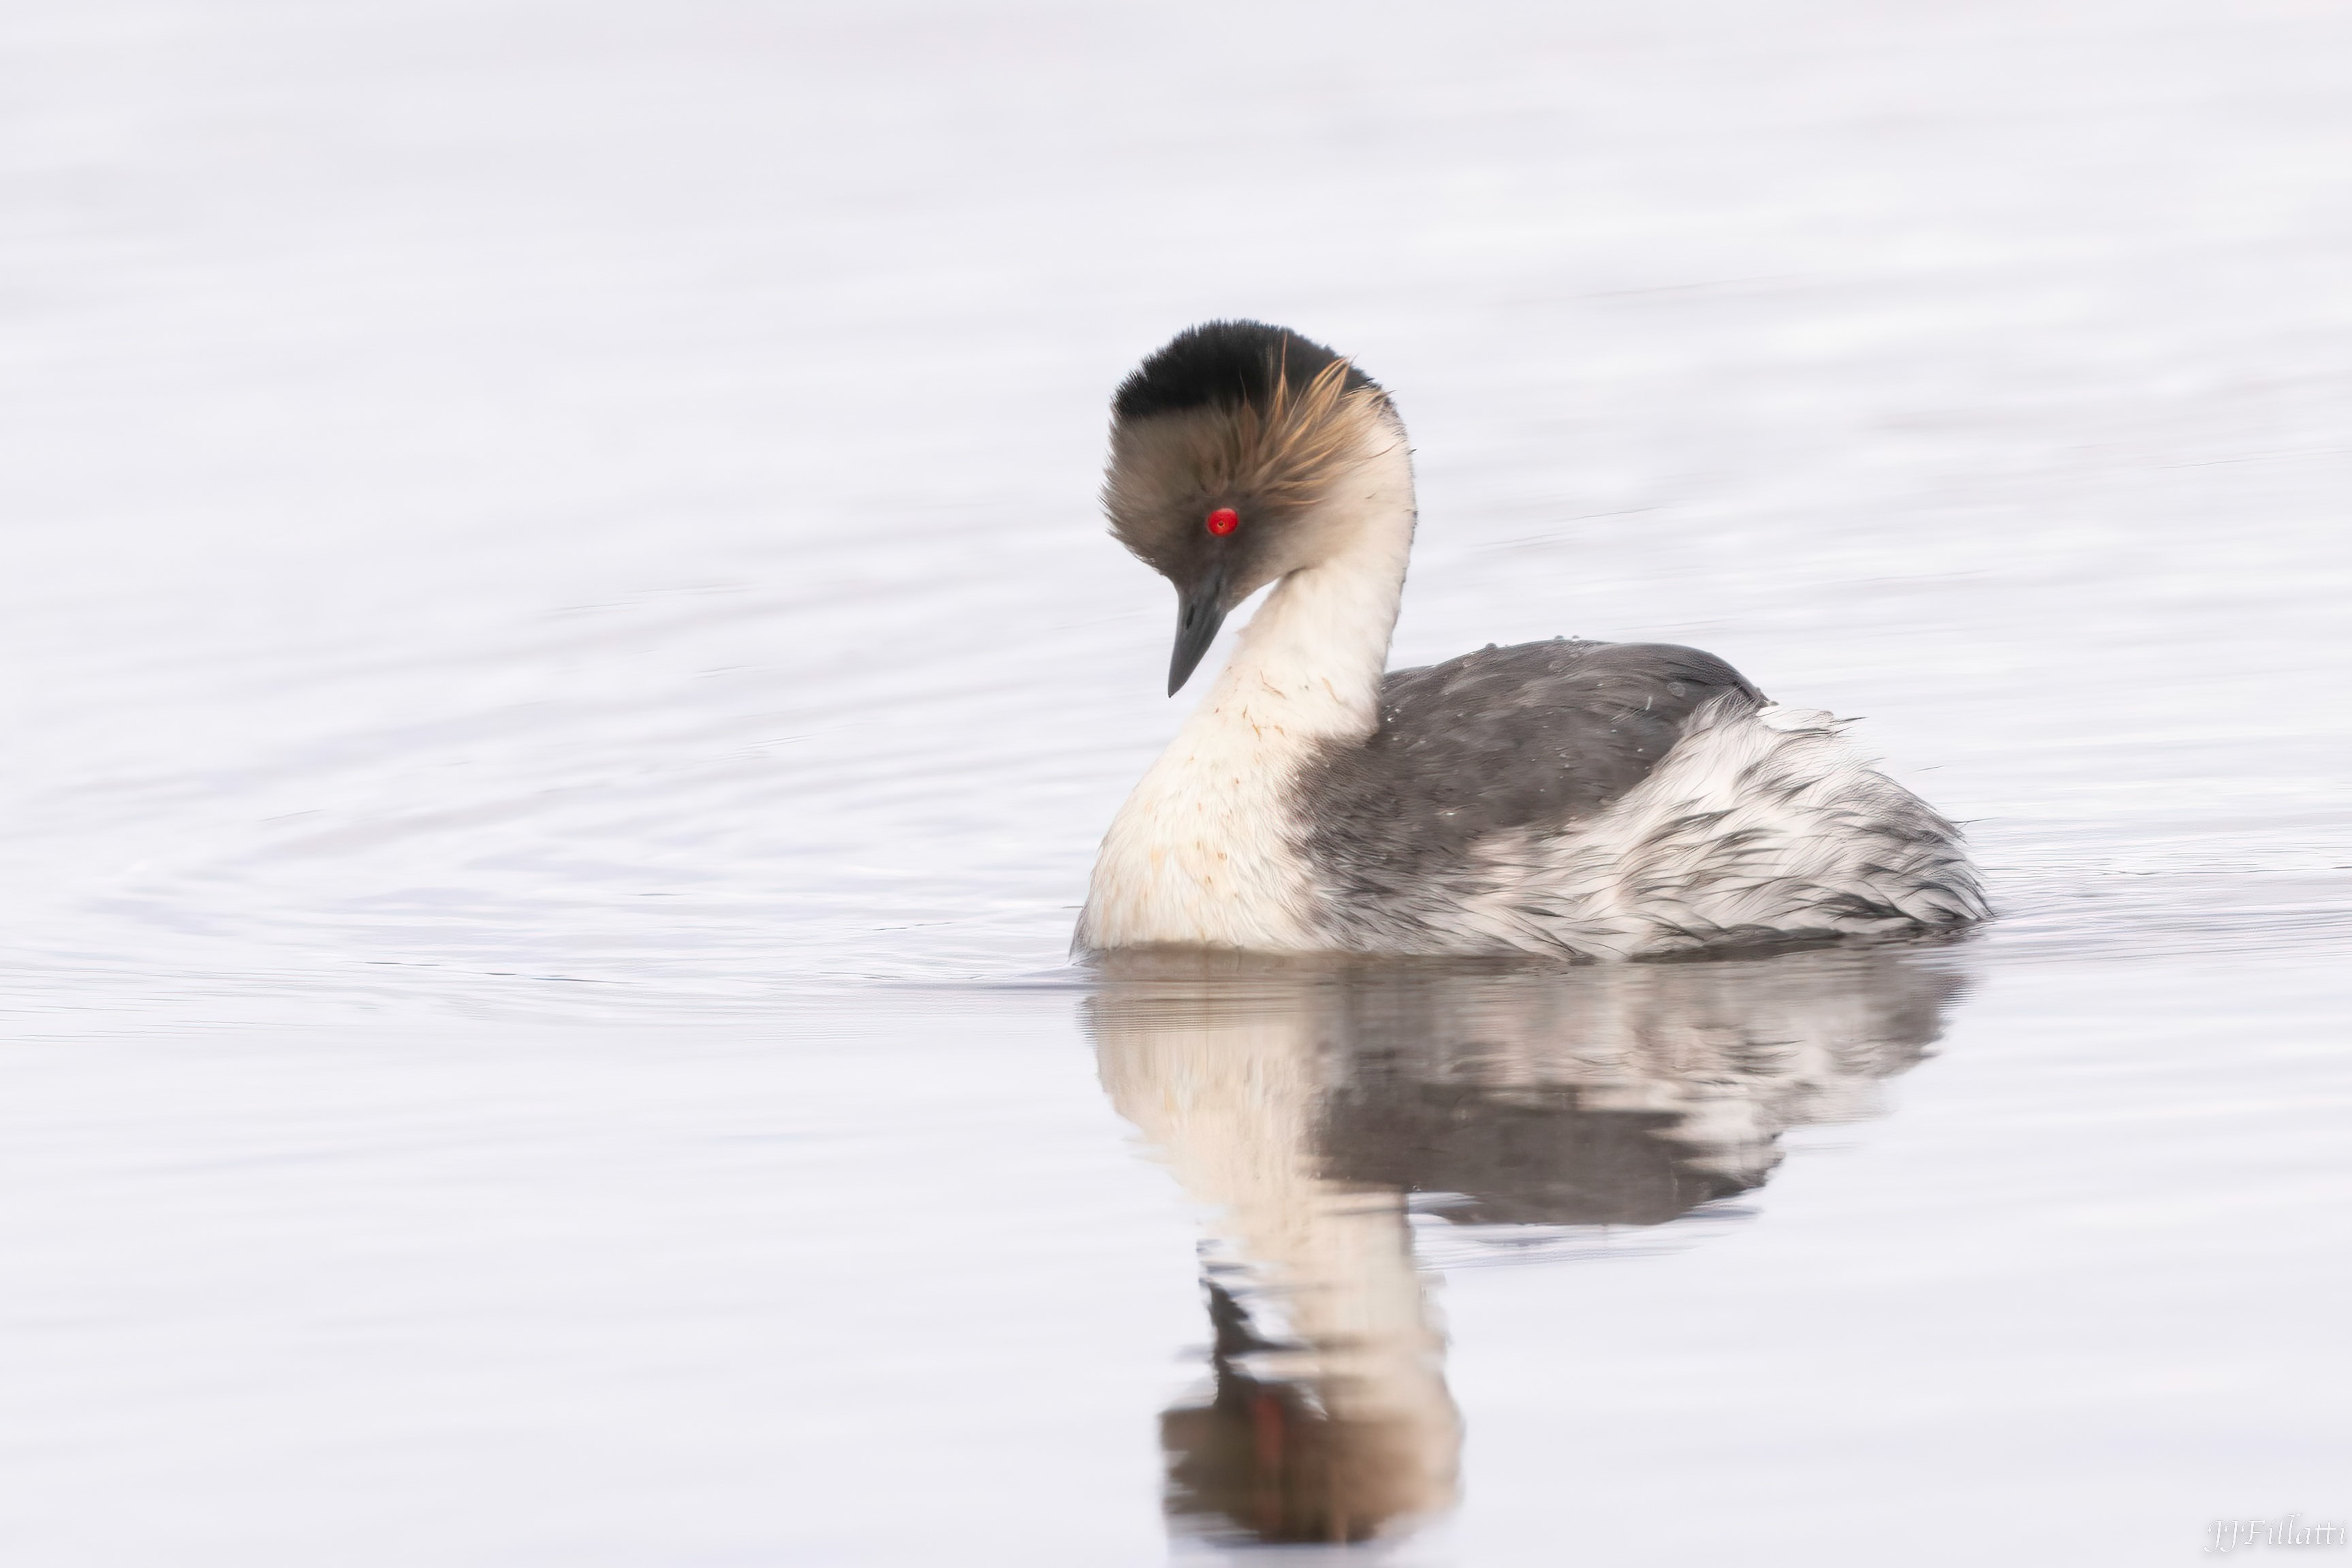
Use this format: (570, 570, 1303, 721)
(1206, 507, 1239, 536)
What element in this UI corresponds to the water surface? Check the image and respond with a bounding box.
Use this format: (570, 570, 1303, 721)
(2, 1, 2347, 1563)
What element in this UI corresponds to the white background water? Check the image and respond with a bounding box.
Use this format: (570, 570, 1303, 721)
(3, 1, 2347, 1562)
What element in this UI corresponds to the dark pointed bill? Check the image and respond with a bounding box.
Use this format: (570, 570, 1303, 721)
(1167, 567, 1229, 695)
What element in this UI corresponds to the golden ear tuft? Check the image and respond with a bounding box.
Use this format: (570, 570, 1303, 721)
(1215, 350, 1383, 511)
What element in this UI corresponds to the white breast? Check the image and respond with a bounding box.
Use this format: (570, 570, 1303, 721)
(1076, 426, 1415, 953)
(1073, 704, 1325, 951)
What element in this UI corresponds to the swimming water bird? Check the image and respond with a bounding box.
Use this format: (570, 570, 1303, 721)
(1074, 321, 1988, 958)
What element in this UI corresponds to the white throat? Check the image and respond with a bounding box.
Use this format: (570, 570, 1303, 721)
(1076, 426, 1416, 952)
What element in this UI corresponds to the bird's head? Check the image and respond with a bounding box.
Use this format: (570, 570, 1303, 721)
(1103, 321, 1401, 694)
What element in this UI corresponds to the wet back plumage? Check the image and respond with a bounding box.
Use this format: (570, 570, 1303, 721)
(1296, 639, 1766, 909)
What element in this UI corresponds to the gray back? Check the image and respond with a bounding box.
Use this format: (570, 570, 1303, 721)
(1295, 638, 1766, 904)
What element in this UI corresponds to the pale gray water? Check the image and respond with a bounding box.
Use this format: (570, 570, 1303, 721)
(2, 1, 2348, 1563)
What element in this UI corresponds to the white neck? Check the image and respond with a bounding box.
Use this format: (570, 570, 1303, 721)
(1192, 427, 1417, 744)
(1076, 426, 1417, 952)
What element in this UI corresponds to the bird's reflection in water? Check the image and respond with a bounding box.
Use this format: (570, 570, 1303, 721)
(1085, 943, 1969, 1547)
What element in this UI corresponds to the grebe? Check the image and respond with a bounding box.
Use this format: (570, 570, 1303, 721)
(1074, 321, 1988, 958)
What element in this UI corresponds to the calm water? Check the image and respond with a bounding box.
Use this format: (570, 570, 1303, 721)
(3, 1, 2348, 1563)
